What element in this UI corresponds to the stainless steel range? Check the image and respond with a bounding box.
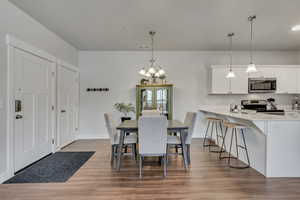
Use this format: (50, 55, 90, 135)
(241, 100, 285, 115)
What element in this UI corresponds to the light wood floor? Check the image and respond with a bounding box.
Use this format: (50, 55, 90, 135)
(1, 139, 300, 200)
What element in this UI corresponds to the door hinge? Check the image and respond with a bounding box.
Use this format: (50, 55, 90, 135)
(52, 139, 55, 144)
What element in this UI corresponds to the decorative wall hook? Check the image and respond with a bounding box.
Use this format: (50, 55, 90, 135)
(86, 88, 109, 92)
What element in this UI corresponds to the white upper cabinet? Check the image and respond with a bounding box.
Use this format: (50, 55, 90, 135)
(210, 65, 300, 95)
(211, 66, 248, 94)
(211, 67, 230, 94)
(274, 67, 298, 94)
(248, 67, 276, 78)
(230, 68, 248, 94)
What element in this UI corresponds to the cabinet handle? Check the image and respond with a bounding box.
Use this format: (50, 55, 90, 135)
(61, 110, 66, 113)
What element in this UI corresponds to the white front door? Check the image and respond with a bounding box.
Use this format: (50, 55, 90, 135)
(57, 66, 77, 148)
(13, 48, 54, 172)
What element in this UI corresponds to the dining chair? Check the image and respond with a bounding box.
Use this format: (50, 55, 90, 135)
(167, 112, 197, 164)
(138, 116, 168, 178)
(104, 113, 137, 164)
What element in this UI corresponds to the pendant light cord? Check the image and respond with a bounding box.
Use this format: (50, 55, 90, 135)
(149, 31, 155, 67)
(228, 33, 234, 71)
(249, 15, 256, 64)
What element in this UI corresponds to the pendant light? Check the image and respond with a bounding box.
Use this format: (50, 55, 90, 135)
(226, 33, 236, 78)
(246, 15, 257, 73)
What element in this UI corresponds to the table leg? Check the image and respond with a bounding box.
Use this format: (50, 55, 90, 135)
(180, 130, 188, 171)
(117, 130, 125, 171)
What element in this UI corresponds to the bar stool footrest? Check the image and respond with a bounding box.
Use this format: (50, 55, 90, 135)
(229, 165, 250, 169)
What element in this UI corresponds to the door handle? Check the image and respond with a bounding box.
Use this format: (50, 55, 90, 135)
(16, 114, 23, 119)
(61, 110, 66, 113)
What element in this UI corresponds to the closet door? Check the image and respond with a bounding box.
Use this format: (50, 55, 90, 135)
(13, 48, 54, 172)
(57, 65, 78, 148)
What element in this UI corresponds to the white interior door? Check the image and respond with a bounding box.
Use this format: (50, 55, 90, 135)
(13, 48, 54, 172)
(57, 65, 78, 148)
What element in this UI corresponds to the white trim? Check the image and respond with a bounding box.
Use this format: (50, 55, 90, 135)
(76, 134, 109, 140)
(56, 63, 79, 149)
(6, 45, 15, 181)
(0, 171, 9, 184)
(57, 60, 78, 72)
(6, 35, 56, 63)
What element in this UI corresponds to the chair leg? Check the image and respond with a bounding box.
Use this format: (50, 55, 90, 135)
(219, 122, 226, 153)
(228, 128, 235, 166)
(187, 144, 191, 165)
(234, 128, 239, 160)
(132, 144, 136, 161)
(219, 127, 228, 159)
(163, 154, 167, 177)
(241, 129, 250, 168)
(139, 155, 143, 179)
(166, 144, 169, 164)
(111, 145, 114, 163)
(203, 121, 211, 147)
(208, 122, 215, 152)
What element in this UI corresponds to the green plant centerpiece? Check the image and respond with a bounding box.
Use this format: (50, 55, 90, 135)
(114, 103, 135, 122)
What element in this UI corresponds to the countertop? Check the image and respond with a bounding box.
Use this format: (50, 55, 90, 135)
(199, 106, 300, 121)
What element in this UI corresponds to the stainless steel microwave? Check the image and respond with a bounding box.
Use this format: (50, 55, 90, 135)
(248, 78, 277, 93)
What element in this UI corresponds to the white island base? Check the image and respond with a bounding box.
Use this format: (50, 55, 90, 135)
(199, 107, 300, 177)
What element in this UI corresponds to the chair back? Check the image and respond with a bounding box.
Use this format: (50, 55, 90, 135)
(104, 113, 118, 144)
(142, 110, 161, 116)
(138, 116, 168, 155)
(184, 112, 197, 144)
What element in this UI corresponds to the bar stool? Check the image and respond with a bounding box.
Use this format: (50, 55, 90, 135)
(219, 121, 250, 169)
(203, 117, 226, 153)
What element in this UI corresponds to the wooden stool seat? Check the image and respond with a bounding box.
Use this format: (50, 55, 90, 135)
(223, 122, 246, 129)
(206, 117, 222, 121)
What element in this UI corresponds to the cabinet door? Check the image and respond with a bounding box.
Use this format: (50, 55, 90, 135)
(275, 68, 298, 94)
(230, 68, 248, 94)
(211, 68, 230, 94)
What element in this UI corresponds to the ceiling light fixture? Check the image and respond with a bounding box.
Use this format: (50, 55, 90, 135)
(139, 31, 166, 82)
(226, 33, 236, 79)
(246, 15, 258, 73)
(292, 25, 300, 31)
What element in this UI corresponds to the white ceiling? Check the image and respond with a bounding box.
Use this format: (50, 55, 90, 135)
(9, 0, 300, 51)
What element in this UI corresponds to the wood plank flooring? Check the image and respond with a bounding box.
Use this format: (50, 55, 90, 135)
(1, 139, 300, 200)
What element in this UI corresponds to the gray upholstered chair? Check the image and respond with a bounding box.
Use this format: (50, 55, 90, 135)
(167, 112, 197, 164)
(141, 110, 161, 116)
(104, 113, 137, 163)
(138, 116, 168, 178)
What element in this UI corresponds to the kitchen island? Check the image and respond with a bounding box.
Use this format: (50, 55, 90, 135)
(199, 106, 300, 177)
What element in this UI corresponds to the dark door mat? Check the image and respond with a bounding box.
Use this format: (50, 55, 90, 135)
(4, 151, 95, 184)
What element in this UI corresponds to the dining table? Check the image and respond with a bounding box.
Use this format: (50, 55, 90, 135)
(116, 120, 189, 171)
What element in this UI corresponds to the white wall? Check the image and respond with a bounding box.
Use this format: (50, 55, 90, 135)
(0, 0, 78, 182)
(79, 50, 299, 139)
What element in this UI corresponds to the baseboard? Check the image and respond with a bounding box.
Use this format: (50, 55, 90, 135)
(0, 170, 11, 184)
(76, 134, 109, 140)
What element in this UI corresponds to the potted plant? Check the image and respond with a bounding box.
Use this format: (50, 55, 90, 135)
(114, 103, 135, 122)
